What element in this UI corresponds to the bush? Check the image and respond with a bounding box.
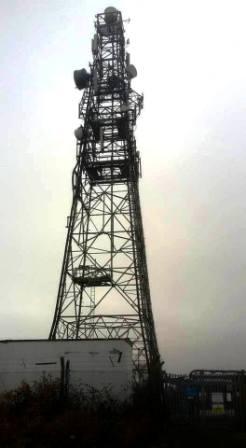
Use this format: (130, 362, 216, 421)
(0, 377, 164, 448)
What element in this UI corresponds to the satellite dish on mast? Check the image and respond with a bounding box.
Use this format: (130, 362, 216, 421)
(126, 64, 137, 79)
(104, 6, 118, 24)
(73, 69, 90, 90)
(74, 126, 84, 141)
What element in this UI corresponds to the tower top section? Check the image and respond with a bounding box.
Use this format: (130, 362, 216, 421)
(96, 6, 124, 35)
(101, 6, 122, 26)
(73, 6, 140, 109)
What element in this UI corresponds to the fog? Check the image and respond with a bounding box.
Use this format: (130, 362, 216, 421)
(0, 0, 246, 373)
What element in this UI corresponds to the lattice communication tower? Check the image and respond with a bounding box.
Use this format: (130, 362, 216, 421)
(49, 7, 161, 378)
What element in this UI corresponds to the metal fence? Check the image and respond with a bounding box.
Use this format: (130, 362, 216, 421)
(163, 370, 246, 428)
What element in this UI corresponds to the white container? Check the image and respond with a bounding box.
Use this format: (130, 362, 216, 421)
(0, 339, 133, 400)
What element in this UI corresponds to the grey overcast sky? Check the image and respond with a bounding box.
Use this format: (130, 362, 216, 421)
(0, 0, 246, 373)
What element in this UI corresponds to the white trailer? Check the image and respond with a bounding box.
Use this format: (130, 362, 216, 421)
(0, 339, 132, 400)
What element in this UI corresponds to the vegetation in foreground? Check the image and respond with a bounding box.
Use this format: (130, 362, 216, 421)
(0, 378, 246, 447)
(0, 377, 164, 448)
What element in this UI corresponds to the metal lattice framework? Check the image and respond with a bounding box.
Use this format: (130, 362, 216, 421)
(49, 8, 161, 377)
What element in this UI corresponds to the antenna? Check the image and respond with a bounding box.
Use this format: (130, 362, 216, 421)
(49, 6, 162, 384)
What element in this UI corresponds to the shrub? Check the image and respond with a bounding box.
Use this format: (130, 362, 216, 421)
(0, 377, 164, 447)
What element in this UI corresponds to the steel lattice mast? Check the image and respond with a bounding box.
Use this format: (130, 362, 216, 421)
(49, 7, 161, 377)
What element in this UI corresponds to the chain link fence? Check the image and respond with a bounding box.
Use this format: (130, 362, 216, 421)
(163, 370, 246, 429)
